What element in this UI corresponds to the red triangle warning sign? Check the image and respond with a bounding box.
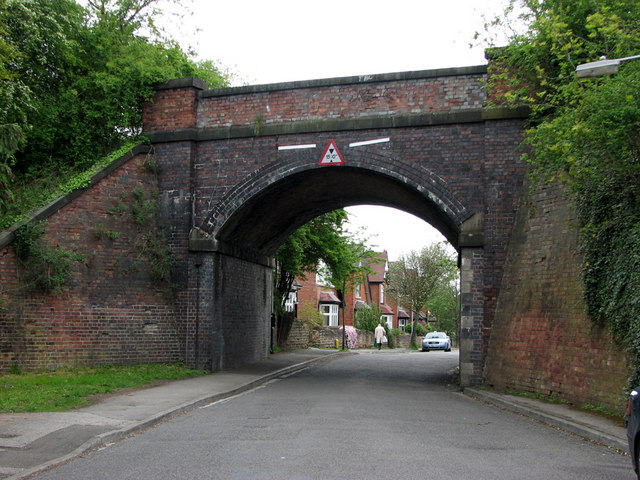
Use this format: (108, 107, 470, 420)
(318, 140, 344, 166)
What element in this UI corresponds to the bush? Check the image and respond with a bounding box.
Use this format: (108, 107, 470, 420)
(298, 301, 324, 328)
(340, 325, 357, 349)
(354, 304, 383, 332)
(403, 322, 426, 337)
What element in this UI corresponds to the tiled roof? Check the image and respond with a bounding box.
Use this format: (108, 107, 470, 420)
(380, 304, 394, 315)
(367, 250, 388, 283)
(397, 307, 410, 319)
(319, 291, 341, 304)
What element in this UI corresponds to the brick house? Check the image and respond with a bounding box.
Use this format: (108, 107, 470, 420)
(294, 251, 414, 330)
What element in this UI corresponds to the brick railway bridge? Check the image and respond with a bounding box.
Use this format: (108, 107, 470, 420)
(143, 65, 529, 387)
(2, 62, 628, 406)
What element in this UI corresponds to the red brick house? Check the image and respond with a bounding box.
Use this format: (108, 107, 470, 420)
(294, 251, 414, 330)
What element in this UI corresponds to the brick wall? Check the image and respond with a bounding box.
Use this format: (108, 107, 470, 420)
(285, 320, 310, 349)
(195, 68, 487, 130)
(142, 69, 529, 387)
(0, 149, 182, 371)
(484, 181, 629, 411)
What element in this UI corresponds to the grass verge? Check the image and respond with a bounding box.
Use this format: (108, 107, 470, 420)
(0, 363, 208, 413)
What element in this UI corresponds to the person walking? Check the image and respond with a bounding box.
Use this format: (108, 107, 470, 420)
(375, 323, 385, 350)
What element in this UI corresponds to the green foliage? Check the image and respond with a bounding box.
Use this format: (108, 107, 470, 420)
(13, 221, 85, 293)
(386, 326, 395, 349)
(427, 280, 460, 341)
(298, 301, 324, 328)
(0, 0, 228, 218)
(354, 304, 383, 332)
(483, 0, 640, 388)
(387, 243, 458, 345)
(404, 322, 425, 337)
(92, 225, 120, 240)
(274, 210, 351, 313)
(0, 139, 140, 230)
(273, 209, 373, 347)
(8, 361, 21, 375)
(105, 186, 173, 285)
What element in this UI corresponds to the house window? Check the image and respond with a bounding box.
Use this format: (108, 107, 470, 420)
(381, 314, 393, 330)
(399, 318, 407, 329)
(380, 284, 385, 304)
(285, 291, 297, 312)
(315, 261, 333, 287)
(355, 283, 361, 298)
(320, 304, 339, 326)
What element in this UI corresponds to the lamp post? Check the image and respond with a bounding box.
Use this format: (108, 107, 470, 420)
(576, 54, 640, 78)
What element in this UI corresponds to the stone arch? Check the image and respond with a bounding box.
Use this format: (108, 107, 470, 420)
(196, 149, 479, 262)
(189, 148, 485, 386)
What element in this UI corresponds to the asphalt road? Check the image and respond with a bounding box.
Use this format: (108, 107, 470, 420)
(33, 350, 633, 480)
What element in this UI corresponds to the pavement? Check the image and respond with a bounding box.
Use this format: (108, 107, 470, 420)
(0, 349, 630, 480)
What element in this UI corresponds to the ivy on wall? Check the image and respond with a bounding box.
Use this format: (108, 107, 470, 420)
(13, 221, 85, 293)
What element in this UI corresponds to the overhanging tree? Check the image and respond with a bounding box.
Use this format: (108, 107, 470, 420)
(481, 0, 640, 388)
(273, 209, 375, 349)
(0, 0, 228, 224)
(274, 210, 352, 347)
(387, 243, 457, 348)
(321, 238, 376, 350)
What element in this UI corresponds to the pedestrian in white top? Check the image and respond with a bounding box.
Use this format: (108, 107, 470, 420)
(375, 323, 386, 350)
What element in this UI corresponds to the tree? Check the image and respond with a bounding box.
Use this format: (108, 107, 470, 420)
(427, 279, 460, 342)
(0, 0, 228, 219)
(321, 238, 376, 349)
(387, 243, 457, 348)
(481, 0, 640, 386)
(354, 303, 383, 333)
(273, 209, 363, 348)
(273, 209, 375, 349)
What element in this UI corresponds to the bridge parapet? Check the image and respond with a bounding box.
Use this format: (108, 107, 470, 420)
(197, 66, 488, 129)
(143, 66, 488, 136)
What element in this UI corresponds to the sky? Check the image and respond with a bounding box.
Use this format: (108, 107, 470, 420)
(162, 0, 512, 260)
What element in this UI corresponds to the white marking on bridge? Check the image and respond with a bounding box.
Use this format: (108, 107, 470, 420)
(349, 137, 390, 147)
(278, 144, 317, 150)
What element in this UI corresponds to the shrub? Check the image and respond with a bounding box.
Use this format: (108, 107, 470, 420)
(403, 322, 425, 336)
(354, 304, 383, 332)
(340, 325, 357, 349)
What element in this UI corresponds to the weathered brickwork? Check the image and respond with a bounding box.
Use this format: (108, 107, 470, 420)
(0, 62, 628, 410)
(0, 150, 182, 371)
(141, 67, 529, 386)
(196, 70, 487, 129)
(285, 320, 310, 349)
(484, 181, 629, 411)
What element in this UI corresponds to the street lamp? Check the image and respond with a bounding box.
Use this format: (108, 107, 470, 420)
(576, 54, 640, 78)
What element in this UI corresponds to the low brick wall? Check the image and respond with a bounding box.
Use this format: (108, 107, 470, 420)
(394, 334, 421, 349)
(309, 326, 417, 350)
(285, 320, 310, 349)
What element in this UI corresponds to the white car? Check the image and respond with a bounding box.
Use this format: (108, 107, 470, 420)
(421, 332, 451, 352)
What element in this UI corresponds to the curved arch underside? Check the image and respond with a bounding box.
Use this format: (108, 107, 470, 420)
(213, 166, 464, 258)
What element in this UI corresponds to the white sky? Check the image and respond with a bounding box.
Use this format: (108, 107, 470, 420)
(163, 0, 512, 260)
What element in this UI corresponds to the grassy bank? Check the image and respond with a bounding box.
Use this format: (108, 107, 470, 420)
(0, 363, 208, 413)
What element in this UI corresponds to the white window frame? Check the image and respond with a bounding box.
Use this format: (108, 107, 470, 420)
(319, 303, 339, 326)
(285, 291, 297, 312)
(355, 283, 361, 299)
(381, 314, 393, 330)
(380, 284, 385, 304)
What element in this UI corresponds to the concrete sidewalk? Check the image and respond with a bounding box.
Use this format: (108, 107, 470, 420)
(0, 349, 343, 480)
(0, 349, 630, 480)
(465, 388, 628, 453)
